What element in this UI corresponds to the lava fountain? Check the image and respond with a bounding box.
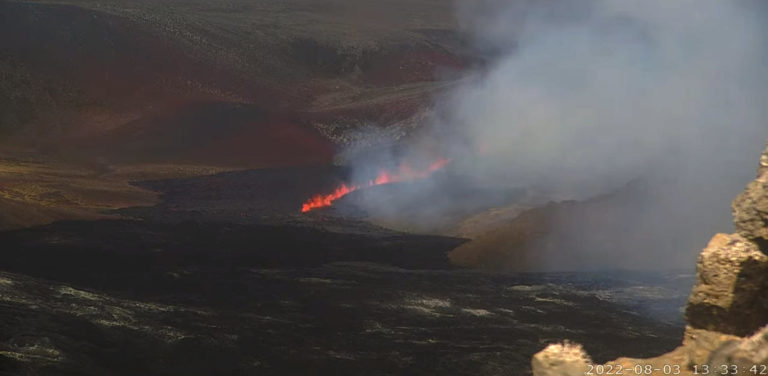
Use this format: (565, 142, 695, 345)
(301, 158, 451, 213)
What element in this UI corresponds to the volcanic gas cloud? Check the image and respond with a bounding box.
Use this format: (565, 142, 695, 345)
(301, 158, 450, 213)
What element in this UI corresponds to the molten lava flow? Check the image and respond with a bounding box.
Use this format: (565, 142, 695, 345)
(301, 158, 451, 213)
(301, 183, 359, 213)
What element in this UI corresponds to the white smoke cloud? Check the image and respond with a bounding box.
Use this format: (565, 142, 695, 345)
(350, 0, 768, 270)
(446, 0, 765, 192)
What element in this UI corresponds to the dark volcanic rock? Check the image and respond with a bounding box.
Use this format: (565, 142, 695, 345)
(0, 219, 463, 287)
(0, 266, 687, 376)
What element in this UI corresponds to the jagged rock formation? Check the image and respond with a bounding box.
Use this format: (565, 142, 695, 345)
(732, 145, 768, 248)
(532, 141, 768, 375)
(686, 233, 768, 337)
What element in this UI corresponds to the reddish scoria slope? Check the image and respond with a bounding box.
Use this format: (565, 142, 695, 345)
(0, 0, 468, 169)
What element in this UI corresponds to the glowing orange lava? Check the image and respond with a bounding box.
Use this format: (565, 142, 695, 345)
(301, 158, 451, 213)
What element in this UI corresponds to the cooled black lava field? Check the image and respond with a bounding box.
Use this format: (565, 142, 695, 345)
(0, 168, 691, 376)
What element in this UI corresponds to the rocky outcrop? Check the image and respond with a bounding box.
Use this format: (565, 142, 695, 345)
(732, 143, 768, 249)
(532, 141, 768, 375)
(685, 233, 768, 336)
(707, 325, 768, 372)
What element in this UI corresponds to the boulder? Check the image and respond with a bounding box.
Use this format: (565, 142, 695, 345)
(531, 342, 591, 376)
(685, 233, 768, 336)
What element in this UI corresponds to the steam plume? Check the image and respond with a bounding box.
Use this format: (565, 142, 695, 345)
(350, 0, 768, 270)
